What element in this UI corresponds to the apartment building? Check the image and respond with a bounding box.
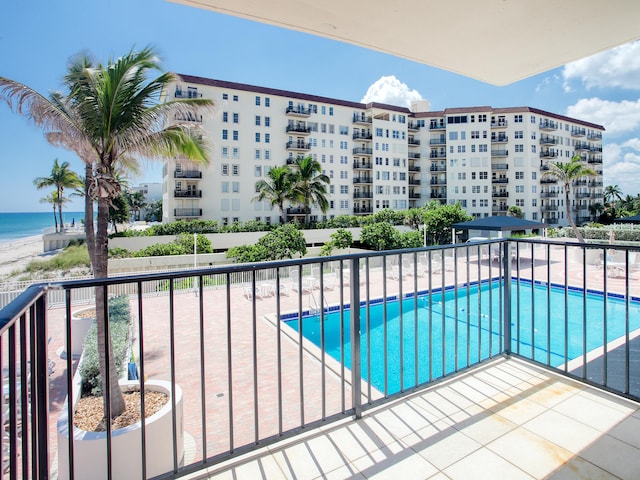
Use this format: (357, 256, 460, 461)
(163, 75, 604, 227)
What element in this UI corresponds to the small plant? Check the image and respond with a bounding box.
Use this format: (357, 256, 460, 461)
(79, 296, 131, 396)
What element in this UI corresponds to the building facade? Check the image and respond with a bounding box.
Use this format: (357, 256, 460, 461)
(163, 75, 604, 227)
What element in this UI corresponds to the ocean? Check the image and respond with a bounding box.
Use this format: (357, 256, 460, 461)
(0, 212, 86, 243)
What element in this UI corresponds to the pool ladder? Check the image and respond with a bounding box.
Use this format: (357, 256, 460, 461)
(309, 291, 329, 315)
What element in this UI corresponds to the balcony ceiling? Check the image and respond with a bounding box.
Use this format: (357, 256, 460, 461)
(171, 0, 640, 86)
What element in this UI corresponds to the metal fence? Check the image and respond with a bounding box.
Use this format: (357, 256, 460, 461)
(1, 239, 639, 479)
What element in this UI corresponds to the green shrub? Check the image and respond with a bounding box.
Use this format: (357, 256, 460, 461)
(25, 245, 91, 272)
(79, 296, 131, 396)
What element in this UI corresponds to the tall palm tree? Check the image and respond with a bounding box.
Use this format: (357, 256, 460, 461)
(589, 202, 604, 221)
(33, 158, 82, 232)
(0, 46, 213, 417)
(40, 191, 62, 232)
(604, 184, 623, 207)
(254, 165, 294, 224)
(542, 154, 597, 242)
(290, 155, 330, 224)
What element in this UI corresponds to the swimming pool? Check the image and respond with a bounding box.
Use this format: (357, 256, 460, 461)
(285, 280, 640, 395)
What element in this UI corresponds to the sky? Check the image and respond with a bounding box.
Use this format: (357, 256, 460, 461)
(1, 0, 639, 212)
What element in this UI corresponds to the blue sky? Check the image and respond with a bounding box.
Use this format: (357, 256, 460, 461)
(1, 0, 639, 212)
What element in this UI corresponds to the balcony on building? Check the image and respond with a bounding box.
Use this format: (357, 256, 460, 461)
(588, 132, 603, 141)
(353, 161, 372, 170)
(174, 87, 202, 98)
(577, 215, 592, 224)
(408, 179, 421, 186)
(408, 192, 421, 199)
(541, 191, 558, 198)
(573, 179, 588, 187)
(430, 151, 446, 159)
(543, 216, 559, 224)
(543, 204, 559, 211)
(174, 189, 202, 198)
(407, 122, 421, 131)
(490, 134, 508, 143)
(492, 177, 508, 184)
(540, 150, 558, 159)
(286, 141, 311, 151)
(490, 119, 507, 128)
(352, 131, 372, 141)
(174, 169, 202, 179)
(588, 154, 603, 164)
(430, 164, 446, 172)
(353, 176, 373, 184)
(492, 205, 508, 212)
(174, 112, 203, 123)
(408, 152, 421, 159)
(352, 113, 372, 124)
(285, 206, 310, 216)
(408, 137, 420, 146)
(541, 177, 558, 184)
(408, 165, 421, 172)
(286, 105, 311, 117)
(352, 147, 373, 156)
(575, 141, 591, 152)
(286, 124, 311, 135)
(491, 163, 508, 170)
(353, 191, 373, 199)
(430, 178, 446, 185)
(492, 191, 509, 198)
(429, 137, 446, 146)
(539, 135, 557, 145)
(571, 127, 586, 137)
(429, 121, 446, 130)
(353, 206, 373, 214)
(589, 180, 604, 188)
(540, 163, 550, 171)
(575, 192, 594, 199)
(174, 208, 202, 217)
(539, 119, 558, 131)
(491, 149, 509, 157)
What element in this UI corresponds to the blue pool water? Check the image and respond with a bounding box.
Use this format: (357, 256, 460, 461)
(285, 280, 640, 394)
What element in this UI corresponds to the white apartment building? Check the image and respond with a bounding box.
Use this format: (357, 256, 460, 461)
(163, 75, 604, 227)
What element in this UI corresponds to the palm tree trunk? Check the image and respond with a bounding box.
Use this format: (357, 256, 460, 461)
(94, 197, 126, 418)
(566, 189, 585, 243)
(84, 165, 96, 269)
(58, 187, 65, 232)
(52, 204, 58, 232)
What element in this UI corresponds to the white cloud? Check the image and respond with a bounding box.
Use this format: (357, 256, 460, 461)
(563, 40, 640, 90)
(603, 140, 640, 196)
(360, 75, 423, 108)
(566, 97, 640, 137)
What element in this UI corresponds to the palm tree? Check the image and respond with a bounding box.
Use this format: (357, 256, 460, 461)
(34, 159, 82, 232)
(290, 155, 330, 224)
(0, 46, 213, 417)
(542, 154, 597, 242)
(589, 202, 604, 221)
(254, 165, 294, 224)
(604, 184, 623, 207)
(40, 191, 61, 232)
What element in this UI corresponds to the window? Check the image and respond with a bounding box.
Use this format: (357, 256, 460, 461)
(472, 199, 477, 207)
(478, 114, 487, 122)
(339, 125, 349, 135)
(515, 185, 524, 193)
(479, 172, 488, 179)
(265, 117, 270, 127)
(514, 114, 523, 123)
(222, 93, 228, 100)
(449, 131, 458, 141)
(399, 172, 406, 181)
(471, 130, 480, 139)
(222, 129, 228, 140)
(340, 200, 349, 209)
(450, 145, 454, 153)
(233, 131, 238, 141)
(232, 147, 239, 158)
(265, 133, 270, 143)
(471, 172, 476, 180)
(222, 112, 228, 122)
(472, 185, 480, 193)
(221, 164, 229, 175)
(479, 144, 487, 152)
(514, 131, 523, 139)
(265, 150, 270, 160)
(461, 132, 466, 140)
(233, 113, 239, 123)
(531, 115, 536, 123)
(480, 199, 488, 207)
(255, 116, 261, 126)
(457, 145, 466, 153)
(232, 182, 239, 193)
(532, 185, 537, 193)
(221, 182, 229, 193)
(265, 98, 270, 107)
(233, 95, 238, 102)
(340, 170, 348, 179)
(515, 171, 524, 179)
(516, 199, 525, 207)
(531, 171, 537, 180)
(255, 96, 260, 106)
(254, 166, 261, 177)
(232, 164, 239, 175)
(531, 145, 537, 153)
(458, 172, 466, 180)
(221, 147, 228, 158)
(515, 144, 524, 153)
(532, 199, 537, 207)
(255, 133, 260, 143)
(255, 149, 261, 160)
(340, 185, 349, 194)
(329, 107, 334, 116)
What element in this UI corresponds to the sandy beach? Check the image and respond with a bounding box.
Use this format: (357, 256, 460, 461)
(0, 235, 51, 279)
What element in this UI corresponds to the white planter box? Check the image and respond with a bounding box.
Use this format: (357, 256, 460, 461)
(61, 307, 95, 359)
(56, 379, 184, 480)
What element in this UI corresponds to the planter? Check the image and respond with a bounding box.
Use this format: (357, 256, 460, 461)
(57, 379, 184, 480)
(61, 307, 95, 359)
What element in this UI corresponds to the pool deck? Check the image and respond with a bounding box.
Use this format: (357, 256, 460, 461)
(43, 243, 640, 478)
